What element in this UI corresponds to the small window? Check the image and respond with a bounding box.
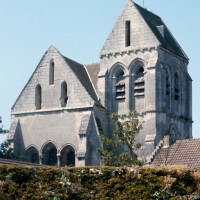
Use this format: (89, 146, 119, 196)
(35, 84, 42, 110)
(49, 61, 55, 85)
(125, 21, 131, 47)
(174, 72, 179, 100)
(60, 81, 68, 107)
(166, 70, 170, 96)
(156, 25, 165, 38)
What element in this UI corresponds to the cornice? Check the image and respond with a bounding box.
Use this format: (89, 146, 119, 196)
(100, 46, 157, 59)
(11, 105, 94, 116)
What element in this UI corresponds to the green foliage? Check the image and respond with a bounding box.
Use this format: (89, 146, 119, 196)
(0, 116, 8, 134)
(0, 116, 18, 159)
(98, 111, 143, 166)
(0, 141, 18, 159)
(0, 165, 199, 199)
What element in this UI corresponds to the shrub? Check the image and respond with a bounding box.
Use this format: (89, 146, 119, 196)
(0, 165, 199, 199)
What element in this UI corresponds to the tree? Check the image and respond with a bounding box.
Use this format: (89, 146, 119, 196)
(0, 140, 18, 159)
(0, 116, 8, 134)
(98, 111, 143, 166)
(0, 116, 17, 159)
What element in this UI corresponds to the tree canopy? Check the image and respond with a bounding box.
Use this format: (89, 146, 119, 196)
(0, 116, 8, 134)
(0, 116, 17, 159)
(0, 140, 18, 159)
(98, 111, 143, 166)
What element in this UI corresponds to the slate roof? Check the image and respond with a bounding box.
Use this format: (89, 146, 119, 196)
(152, 139, 200, 168)
(85, 63, 100, 92)
(134, 2, 189, 60)
(62, 56, 99, 102)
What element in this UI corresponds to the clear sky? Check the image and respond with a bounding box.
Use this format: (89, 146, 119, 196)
(0, 0, 200, 142)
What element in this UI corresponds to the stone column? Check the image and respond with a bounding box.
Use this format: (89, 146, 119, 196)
(125, 73, 130, 112)
(39, 154, 43, 165)
(130, 73, 136, 111)
(57, 154, 61, 167)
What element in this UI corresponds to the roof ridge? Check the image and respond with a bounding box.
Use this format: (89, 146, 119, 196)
(84, 62, 100, 66)
(62, 55, 99, 103)
(176, 138, 200, 142)
(133, 1, 161, 20)
(63, 55, 83, 67)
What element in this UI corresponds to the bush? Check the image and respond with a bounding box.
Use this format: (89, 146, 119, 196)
(0, 165, 199, 199)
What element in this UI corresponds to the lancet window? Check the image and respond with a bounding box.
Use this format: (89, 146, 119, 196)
(174, 72, 179, 100)
(49, 61, 55, 85)
(35, 84, 42, 110)
(60, 81, 68, 107)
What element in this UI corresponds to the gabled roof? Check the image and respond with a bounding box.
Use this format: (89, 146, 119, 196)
(134, 2, 189, 60)
(62, 56, 99, 102)
(152, 139, 200, 168)
(85, 63, 100, 92)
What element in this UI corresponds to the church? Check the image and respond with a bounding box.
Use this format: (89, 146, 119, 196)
(7, 0, 192, 166)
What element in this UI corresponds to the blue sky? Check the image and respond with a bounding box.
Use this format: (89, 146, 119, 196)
(0, 0, 200, 142)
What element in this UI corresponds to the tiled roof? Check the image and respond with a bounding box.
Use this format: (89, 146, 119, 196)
(85, 63, 100, 92)
(62, 56, 99, 102)
(152, 139, 200, 168)
(134, 3, 189, 60)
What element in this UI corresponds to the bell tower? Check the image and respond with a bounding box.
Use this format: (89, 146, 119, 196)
(98, 0, 192, 160)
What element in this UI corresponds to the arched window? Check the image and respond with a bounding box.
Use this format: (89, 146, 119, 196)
(66, 151, 75, 166)
(115, 71, 125, 100)
(60, 81, 68, 107)
(49, 61, 55, 85)
(134, 67, 145, 97)
(35, 84, 42, 110)
(31, 153, 39, 164)
(174, 72, 179, 100)
(25, 146, 39, 164)
(42, 142, 58, 166)
(48, 148, 57, 166)
(165, 68, 171, 111)
(60, 145, 76, 167)
(166, 70, 170, 96)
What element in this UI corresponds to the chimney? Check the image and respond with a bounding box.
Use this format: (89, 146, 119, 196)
(163, 135, 170, 148)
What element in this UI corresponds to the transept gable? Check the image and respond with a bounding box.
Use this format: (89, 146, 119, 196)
(11, 46, 99, 112)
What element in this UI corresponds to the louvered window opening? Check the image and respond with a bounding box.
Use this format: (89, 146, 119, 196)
(134, 72, 145, 96)
(116, 77, 125, 100)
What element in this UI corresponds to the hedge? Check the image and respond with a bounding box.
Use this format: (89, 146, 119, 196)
(0, 165, 200, 199)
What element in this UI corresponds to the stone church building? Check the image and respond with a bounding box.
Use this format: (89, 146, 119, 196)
(7, 0, 192, 166)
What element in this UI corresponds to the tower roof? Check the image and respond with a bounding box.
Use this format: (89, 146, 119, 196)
(134, 3, 189, 60)
(100, 0, 188, 61)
